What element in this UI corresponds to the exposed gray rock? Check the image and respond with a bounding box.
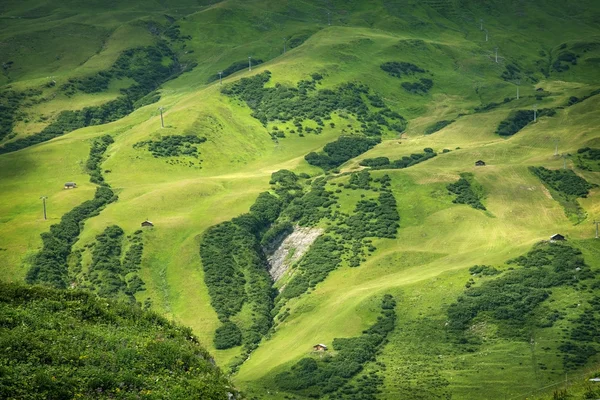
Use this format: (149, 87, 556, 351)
(266, 226, 322, 281)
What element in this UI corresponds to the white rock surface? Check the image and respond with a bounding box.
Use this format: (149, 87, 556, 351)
(266, 226, 322, 281)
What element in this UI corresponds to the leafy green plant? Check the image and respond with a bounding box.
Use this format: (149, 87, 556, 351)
(360, 148, 436, 169)
(306, 136, 381, 171)
(424, 120, 454, 134)
(0, 282, 234, 399)
(530, 166, 593, 222)
(496, 108, 556, 136)
(134, 135, 206, 158)
(380, 61, 425, 78)
(447, 173, 486, 210)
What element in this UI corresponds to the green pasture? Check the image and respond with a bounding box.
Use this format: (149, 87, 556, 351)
(1, 0, 600, 398)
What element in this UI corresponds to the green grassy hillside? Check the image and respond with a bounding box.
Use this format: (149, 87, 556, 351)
(1, 0, 600, 399)
(0, 281, 235, 399)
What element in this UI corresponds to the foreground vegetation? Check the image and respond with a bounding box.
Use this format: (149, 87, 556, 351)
(0, 282, 235, 399)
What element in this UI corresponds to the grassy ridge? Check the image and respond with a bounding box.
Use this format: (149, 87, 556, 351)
(0, 281, 234, 399)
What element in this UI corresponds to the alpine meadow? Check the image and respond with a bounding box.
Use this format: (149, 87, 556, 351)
(1, 0, 600, 399)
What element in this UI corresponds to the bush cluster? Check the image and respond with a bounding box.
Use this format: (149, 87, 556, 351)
(529, 166, 592, 197)
(274, 294, 396, 397)
(501, 63, 522, 81)
(199, 193, 282, 351)
(283, 178, 335, 226)
(559, 298, 600, 369)
(0, 42, 186, 155)
(60, 71, 112, 96)
(552, 51, 578, 72)
(447, 173, 486, 210)
(25, 186, 117, 289)
(360, 148, 436, 170)
(348, 170, 372, 190)
(447, 243, 593, 341)
(87, 135, 114, 185)
(496, 108, 556, 136)
(278, 171, 399, 299)
(83, 226, 146, 301)
(424, 120, 454, 134)
(575, 147, 600, 171)
(305, 136, 381, 171)
(380, 61, 425, 78)
(401, 78, 433, 94)
(335, 192, 399, 242)
(270, 169, 304, 204)
(565, 88, 600, 107)
(134, 135, 206, 158)
(0, 282, 234, 400)
(261, 221, 294, 251)
(214, 322, 243, 350)
(0, 89, 40, 141)
(221, 71, 406, 135)
(280, 235, 343, 300)
(469, 265, 500, 276)
(334, 372, 384, 400)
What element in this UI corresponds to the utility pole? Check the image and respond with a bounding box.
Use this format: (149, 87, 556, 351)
(593, 220, 600, 239)
(495, 47, 499, 63)
(552, 138, 560, 156)
(485, 29, 488, 42)
(40, 196, 48, 220)
(562, 153, 569, 169)
(283, 37, 288, 54)
(248, 56, 252, 72)
(218, 71, 223, 85)
(516, 79, 520, 100)
(158, 107, 165, 128)
(327, 10, 331, 26)
(533, 104, 538, 122)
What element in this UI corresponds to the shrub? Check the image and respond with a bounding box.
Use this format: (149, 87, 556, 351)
(530, 167, 592, 197)
(380, 61, 425, 78)
(305, 136, 381, 171)
(447, 173, 486, 210)
(134, 135, 206, 158)
(424, 120, 454, 134)
(496, 108, 556, 136)
(221, 71, 406, 135)
(401, 78, 433, 94)
(360, 149, 436, 170)
(0, 282, 234, 399)
(214, 322, 243, 349)
(448, 242, 593, 347)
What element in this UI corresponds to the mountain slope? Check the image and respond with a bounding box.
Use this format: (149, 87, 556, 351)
(1, 1, 600, 399)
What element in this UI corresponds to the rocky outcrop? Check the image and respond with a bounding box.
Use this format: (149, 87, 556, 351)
(266, 226, 323, 281)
